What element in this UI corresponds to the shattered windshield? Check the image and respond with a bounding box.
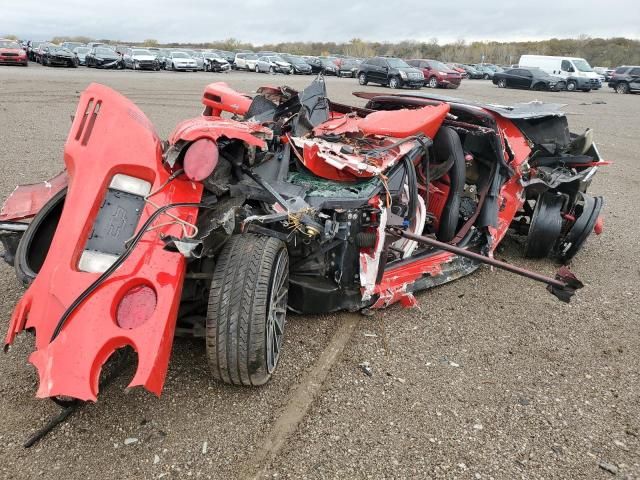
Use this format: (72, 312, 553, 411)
(573, 59, 594, 72)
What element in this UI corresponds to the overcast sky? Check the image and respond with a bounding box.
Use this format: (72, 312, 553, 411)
(5, 0, 640, 44)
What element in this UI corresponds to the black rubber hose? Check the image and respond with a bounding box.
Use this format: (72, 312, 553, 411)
(50, 200, 217, 342)
(432, 127, 466, 242)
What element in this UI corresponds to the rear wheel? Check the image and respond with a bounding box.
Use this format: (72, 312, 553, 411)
(616, 82, 630, 94)
(483, 73, 490, 80)
(206, 234, 289, 386)
(428, 76, 439, 88)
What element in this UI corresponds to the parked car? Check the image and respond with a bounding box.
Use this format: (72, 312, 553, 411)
(34, 43, 53, 63)
(459, 64, 483, 79)
(303, 56, 338, 75)
(234, 53, 259, 71)
(178, 50, 205, 70)
(447, 63, 468, 78)
(473, 64, 496, 79)
(41, 45, 78, 67)
(73, 46, 91, 66)
(203, 51, 231, 72)
(407, 59, 462, 89)
(608, 66, 640, 94)
(493, 67, 565, 91)
(519, 55, 602, 92)
(0, 39, 28, 66)
(147, 48, 170, 69)
(255, 55, 292, 74)
(280, 54, 313, 74)
(85, 46, 124, 69)
(358, 57, 424, 89)
(123, 48, 160, 70)
(166, 51, 199, 71)
(337, 57, 360, 77)
(27, 41, 44, 61)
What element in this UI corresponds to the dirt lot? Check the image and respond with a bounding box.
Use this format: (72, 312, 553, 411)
(0, 64, 638, 480)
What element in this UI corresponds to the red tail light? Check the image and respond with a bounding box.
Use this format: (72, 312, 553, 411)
(116, 285, 157, 329)
(183, 138, 219, 181)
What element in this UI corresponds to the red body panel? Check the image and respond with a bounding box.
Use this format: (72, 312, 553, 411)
(169, 116, 272, 148)
(0, 172, 68, 221)
(371, 112, 531, 307)
(202, 82, 252, 116)
(5, 83, 203, 401)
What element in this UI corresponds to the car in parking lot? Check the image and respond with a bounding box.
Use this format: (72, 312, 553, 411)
(0, 39, 28, 66)
(85, 46, 124, 69)
(337, 57, 360, 77)
(459, 64, 483, 79)
(407, 59, 462, 88)
(493, 67, 565, 91)
(608, 66, 640, 94)
(202, 51, 231, 72)
(255, 55, 292, 74)
(73, 46, 91, 65)
(234, 53, 259, 70)
(357, 56, 424, 88)
(166, 51, 199, 71)
(123, 48, 160, 70)
(473, 64, 498, 79)
(280, 54, 313, 74)
(148, 48, 170, 69)
(41, 45, 77, 67)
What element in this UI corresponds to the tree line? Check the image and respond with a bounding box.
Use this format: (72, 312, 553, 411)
(10, 34, 639, 68)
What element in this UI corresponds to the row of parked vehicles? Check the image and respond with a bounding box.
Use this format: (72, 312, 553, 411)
(5, 39, 638, 95)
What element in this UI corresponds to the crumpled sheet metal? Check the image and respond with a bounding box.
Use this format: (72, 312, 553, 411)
(0, 171, 68, 222)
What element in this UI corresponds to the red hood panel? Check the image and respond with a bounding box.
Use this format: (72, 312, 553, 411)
(5, 83, 203, 401)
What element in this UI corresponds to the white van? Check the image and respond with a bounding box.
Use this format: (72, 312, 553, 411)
(518, 55, 602, 92)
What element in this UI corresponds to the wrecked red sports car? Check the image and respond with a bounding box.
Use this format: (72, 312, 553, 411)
(0, 77, 604, 408)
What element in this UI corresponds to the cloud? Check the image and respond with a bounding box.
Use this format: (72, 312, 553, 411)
(5, 0, 640, 44)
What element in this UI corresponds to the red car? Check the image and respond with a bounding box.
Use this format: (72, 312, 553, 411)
(0, 39, 28, 66)
(0, 80, 603, 421)
(408, 59, 462, 88)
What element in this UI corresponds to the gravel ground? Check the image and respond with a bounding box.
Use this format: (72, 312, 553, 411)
(0, 64, 638, 480)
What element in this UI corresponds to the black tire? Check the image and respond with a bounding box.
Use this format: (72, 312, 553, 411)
(255, 65, 260, 73)
(566, 80, 577, 92)
(389, 76, 401, 89)
(269, 66, 275, 74)
(497, 78, 507, 88)
(483, 73, 490, 80)
(428, 76, 439, 88)
(358, 72, 368, 85)
(171, 62, 176, 71)
(206, 234, 289, 386)
(615, 82, 629, 94)
(14, 188, 66, 287)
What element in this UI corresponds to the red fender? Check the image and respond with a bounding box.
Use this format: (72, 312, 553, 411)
(5, 83, 203, 402)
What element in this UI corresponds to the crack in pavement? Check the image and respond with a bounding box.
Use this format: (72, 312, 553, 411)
(245, 313, 361, 480)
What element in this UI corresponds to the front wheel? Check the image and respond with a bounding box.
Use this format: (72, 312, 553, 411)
(358, 73, 368, 85)
(483, 73, 490, 80)
(428, 76, 438, 88)
(206, 234, 289, 386)
(566, 80, 577, 92)
(255, 65, 260, 73)
(389, 76, 401, 89)
(497, 78, 507, 88)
